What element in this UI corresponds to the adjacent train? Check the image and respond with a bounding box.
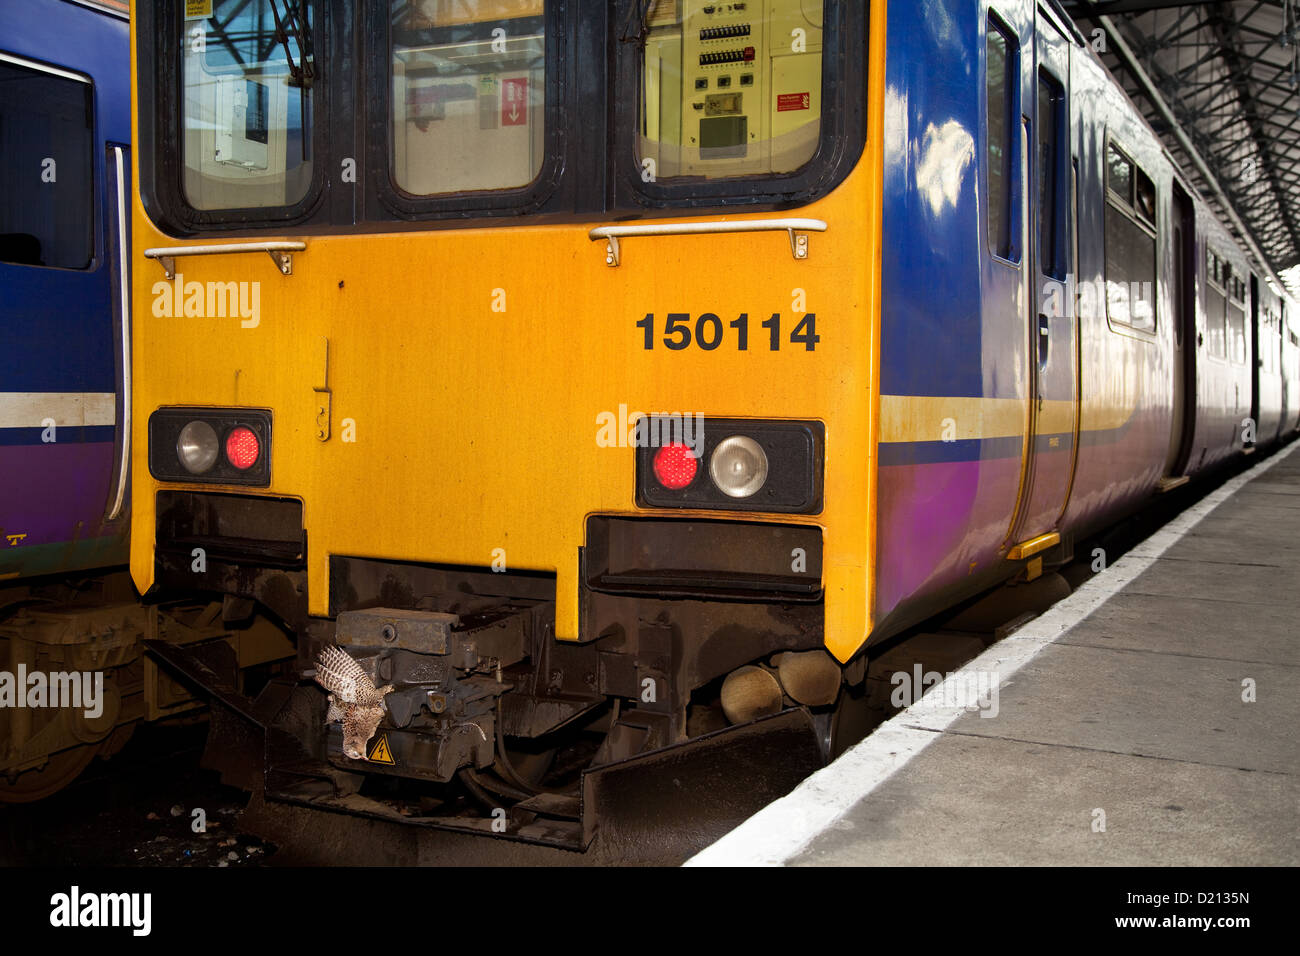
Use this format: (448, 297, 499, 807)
(0, 0, 143, 800)
(0, 0, 294, 804)
(10, 0, 1289, 842)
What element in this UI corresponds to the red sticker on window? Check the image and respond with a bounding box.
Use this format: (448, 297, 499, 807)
(778, 92, 811, 112)
(502, 77, 527, 126)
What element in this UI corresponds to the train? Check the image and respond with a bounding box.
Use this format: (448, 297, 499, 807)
(4, 0, 1296, 847)
(0, 0, 295, 805)
(0, 0, 144, 801)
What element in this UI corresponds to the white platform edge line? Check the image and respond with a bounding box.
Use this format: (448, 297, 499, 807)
(684, 442, 1300, 867)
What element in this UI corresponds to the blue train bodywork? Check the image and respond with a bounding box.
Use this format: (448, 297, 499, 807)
(873, 0, 1299, 637)
(1, 0, 131, 581)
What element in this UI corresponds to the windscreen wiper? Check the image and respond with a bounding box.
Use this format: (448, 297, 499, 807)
(621, 0, 659, 45)
(268, 0, 314, 88)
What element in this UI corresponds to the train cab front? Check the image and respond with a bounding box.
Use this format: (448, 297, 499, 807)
(138, 412, 860, 849)
(128, 0, 881, 851)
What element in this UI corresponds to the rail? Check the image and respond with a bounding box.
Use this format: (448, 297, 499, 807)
(143, 241, 307, 279)
(589, 218, 828, 266)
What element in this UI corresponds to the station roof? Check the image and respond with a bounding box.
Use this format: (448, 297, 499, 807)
(1063, 0, 1300, 297)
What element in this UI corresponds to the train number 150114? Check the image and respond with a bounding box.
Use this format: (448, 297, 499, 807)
(636, 313, 820, 352)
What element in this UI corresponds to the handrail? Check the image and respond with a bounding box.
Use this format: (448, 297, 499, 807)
(105, 145, 131, 523)
(143, 241, 307, 278)
(589, 218, 828, 266)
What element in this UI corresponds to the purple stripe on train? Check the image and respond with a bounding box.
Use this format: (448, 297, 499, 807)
(877, 457, 1024, 619)
(0, 440, 124, 546)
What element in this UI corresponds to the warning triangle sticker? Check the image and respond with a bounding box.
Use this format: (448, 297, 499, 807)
(367, 734, 394, 765)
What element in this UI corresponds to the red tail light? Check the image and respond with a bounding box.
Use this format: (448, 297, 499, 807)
(225, 426, 261, 470)
(652, 443, 699, 490)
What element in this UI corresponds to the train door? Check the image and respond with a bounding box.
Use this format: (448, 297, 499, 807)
(0, 47, 124, 577)
(1249, 273, 1261, 448)
(1282, 305, 1290, 435)
(1165, 180, 1197, 477)
(1290, 304, 1300, 434)
(1005, 5, 1078, 552)
(1285, 303, 1299, 434)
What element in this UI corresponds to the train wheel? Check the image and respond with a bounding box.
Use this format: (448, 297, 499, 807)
(0, 741, 102, 803)
(824, 681, 876, 761)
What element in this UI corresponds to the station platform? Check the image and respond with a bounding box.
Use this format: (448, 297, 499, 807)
(688, 442, 1300, 866)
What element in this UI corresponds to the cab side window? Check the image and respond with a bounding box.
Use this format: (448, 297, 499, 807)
(1205, 249, 1227, 359)
(0, 59, 94, 269)
(1104, 142, 1157, 333)
(986, 18, 1015, 259)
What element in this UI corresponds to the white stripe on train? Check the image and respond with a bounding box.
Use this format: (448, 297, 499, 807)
(0, 392, 116, 429)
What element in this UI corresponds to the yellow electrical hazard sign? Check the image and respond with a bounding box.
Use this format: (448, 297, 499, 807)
(367, 734, 394, 765)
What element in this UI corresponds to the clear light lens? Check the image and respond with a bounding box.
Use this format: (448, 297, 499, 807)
(176, 420, 219, 475)
(709, 435, 769, 498)
(225, 426, 260, 470)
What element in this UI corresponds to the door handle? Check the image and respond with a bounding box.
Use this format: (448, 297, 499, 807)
(1038, 314, 1051, 366)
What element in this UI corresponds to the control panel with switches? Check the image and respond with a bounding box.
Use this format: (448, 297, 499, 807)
(641, 0, 824, 179)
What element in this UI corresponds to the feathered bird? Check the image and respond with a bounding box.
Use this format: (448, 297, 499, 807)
(313, 645, 394, 760)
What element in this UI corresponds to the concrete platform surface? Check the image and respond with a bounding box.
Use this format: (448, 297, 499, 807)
(688, 442, 1300, 866)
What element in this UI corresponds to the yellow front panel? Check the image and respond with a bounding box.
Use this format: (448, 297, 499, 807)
(130, 0, 887, 664)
